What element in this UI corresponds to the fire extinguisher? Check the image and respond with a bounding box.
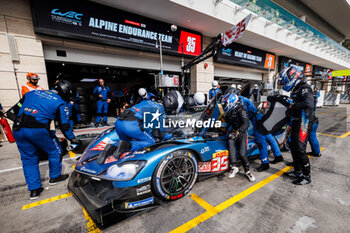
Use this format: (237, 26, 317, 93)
(0, 117, 15, 143)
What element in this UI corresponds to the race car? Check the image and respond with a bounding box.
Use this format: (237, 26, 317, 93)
(68, 96, 281, 226)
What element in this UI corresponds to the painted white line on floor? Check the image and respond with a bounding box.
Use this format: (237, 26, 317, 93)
(0, 156, 78, 174)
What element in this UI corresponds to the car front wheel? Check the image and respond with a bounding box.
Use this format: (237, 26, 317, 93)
(153, 149, 198, 201)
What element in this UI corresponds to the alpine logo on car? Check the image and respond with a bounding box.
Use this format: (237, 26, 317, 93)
(125, 197, 154, 209)
(90, 137, 114, 151)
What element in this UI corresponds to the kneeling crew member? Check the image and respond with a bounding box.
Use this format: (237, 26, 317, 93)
(221, 93, 255, 182)
(13, 80, 81, 199)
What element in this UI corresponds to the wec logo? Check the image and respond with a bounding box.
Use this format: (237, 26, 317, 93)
(51, 9, 83, 20)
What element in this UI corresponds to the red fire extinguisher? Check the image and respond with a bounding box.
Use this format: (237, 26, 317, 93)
(0, 117, 15, 143)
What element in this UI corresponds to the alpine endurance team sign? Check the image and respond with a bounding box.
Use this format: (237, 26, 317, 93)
(215, 43, 276, 70)
(30, 0, 202, 57)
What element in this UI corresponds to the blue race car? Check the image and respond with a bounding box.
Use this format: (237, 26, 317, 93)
(68, 97, 269, 226)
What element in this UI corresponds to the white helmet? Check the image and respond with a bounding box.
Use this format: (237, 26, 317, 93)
(254, 84, 258, 89)
(212, 80, 218, 89)
(237, 84, 242, 90)
(138, 88, 147, 99)
(193, 92, 205, 106)
(231, 84, 236, 88)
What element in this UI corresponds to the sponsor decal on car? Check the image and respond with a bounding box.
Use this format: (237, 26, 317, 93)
(80, 166, 97, 174)
(212, 150, 228, 158)
(125, 197, 154, 209)
(198, 162, 211, 172)
(133, 150, 147, 155)
(104, 156, 118, 164)
(90, 137, 114, 151)
(137, 177, 151, 184)
(136, 184, 151, 196)
(200, 146, 210, 154)
(171, 193, 183, 200)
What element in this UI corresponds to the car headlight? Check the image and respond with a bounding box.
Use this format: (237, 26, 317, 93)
(104, 160, 146, 181)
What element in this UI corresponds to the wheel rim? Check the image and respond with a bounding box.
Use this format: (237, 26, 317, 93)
(160, 151, 196, 196)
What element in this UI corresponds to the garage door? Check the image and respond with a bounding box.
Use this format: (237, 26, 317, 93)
(43, 45, 181, 72)
(214, 67, 262, 81)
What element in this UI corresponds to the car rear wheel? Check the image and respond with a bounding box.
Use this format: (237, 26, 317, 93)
(153, 150, 198, 201)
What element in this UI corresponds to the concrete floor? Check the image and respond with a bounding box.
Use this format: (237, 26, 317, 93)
(0, 105, 349, 233)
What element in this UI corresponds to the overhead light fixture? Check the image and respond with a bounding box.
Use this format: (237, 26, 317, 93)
(187, 19, 191, 23)
(106, 66, 109, 70)
(136, 69, 141, 72)
(62, 63, 65, 66)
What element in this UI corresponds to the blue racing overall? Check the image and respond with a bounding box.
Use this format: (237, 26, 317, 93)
(115, 100, 172, 151)
(241, 96, 282, 164)
(93, 85, 111, 123)
(13, 90, 75, 191)
(209, 88, 222, 100)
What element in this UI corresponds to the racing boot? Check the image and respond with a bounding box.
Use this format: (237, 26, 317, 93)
(254, 163, 269, 172)
(113, 140, 131, 159)
(293, 175, 311, 185)
(97, 143, 116, 164)
(30, 187, 44, 200)
(270, 155, 284, 164)
(49, 174, 69, 185)
(307, 152, 321, 157)
(246, 171, 256, 182)
(284, 171, 302, 179)
(228, 166, 239, 178)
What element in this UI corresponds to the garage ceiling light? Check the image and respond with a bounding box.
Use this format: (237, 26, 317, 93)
(80, 78, 98, 82)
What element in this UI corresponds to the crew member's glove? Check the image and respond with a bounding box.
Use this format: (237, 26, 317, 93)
(68, 138, 82, 151)
(228, 132, 235, 139)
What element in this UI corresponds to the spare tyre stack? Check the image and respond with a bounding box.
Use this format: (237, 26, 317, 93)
(76, 87, 92, 124)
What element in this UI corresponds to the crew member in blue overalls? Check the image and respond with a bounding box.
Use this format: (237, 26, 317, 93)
(240, 95, 283, 172)
(93, 78, 111, 127)
(209, 81, 222, 101)
(307, 87, 321, 157)
(12, 80, 81, 199)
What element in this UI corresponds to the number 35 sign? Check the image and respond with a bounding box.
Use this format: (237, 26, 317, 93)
(221, 14, 252, 47)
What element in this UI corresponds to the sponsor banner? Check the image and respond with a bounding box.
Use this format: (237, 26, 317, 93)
(331, 69, 350, 77)
(221, 14, 252, 46)
(136, 184, 151, 196)
(31, 0, 202, 57)
(279, 56, 312, 75)
(215, 43, 276, 70)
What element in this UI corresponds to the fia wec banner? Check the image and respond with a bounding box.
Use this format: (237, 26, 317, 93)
(30, 0, 202, 57)
(221, 14, 252, 47)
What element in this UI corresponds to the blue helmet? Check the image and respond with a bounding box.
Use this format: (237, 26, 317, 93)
(279, 66, 303, 92)
(221, 93, 239, 113)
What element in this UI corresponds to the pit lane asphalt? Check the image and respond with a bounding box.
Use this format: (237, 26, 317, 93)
(0, 106, 349, 233)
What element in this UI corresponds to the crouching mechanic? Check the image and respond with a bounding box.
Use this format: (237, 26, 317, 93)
(12, 80, 81, 199)
(113, 97, 178, 156)
(240, 96, 283, 171)
(221, 93, 255, 182)
(279, 66, 314, 185)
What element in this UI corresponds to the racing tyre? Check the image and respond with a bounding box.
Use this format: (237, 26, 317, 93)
(79, 104, 90, 113)
(152, 149, 198, 201)
(76, 87, 88, 96)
